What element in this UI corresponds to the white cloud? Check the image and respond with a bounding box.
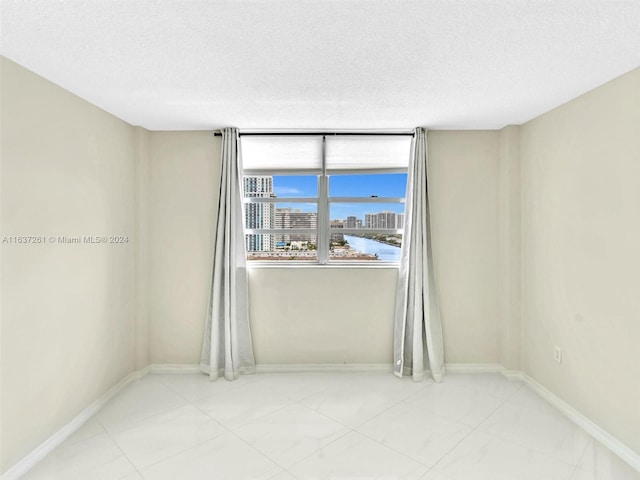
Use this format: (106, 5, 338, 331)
(274, 186, 303, 195)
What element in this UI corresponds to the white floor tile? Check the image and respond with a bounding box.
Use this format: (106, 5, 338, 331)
(433, 430, 576, 480)
(19, 372, 637, 480)
(298, 379, 407, 428)
(250, 372, 345, 401)
(356, 402, 472, 467)
(140, 432, 281, 480)
(442, 373, 523, 399)
(508, 384, 565, 414)
(478, 399, 591, 465)
(267, 471, 298, 480)
(98, 378, 188, 433)
(120, 474, 144, 480)
(193, 382, 294, 429)
(404, 381, 506, 428)
(64, 420, 107, 446)
(233, 403, 350, 468)
(156, 372, 249, 402)
(110, 404, 227, 469)
(570, 440, 640, 480)
(22, 433, 136, 480)
(288, 431, 429, 479)
(419, 471, 456, 480)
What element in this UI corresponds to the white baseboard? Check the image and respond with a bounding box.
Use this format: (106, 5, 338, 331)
(148, 363, 202, 374)
(1, 368, 149, 480)
(445, 362, 503, 374)
(255, 363, 394, 373)
(518, 373, 640, 472)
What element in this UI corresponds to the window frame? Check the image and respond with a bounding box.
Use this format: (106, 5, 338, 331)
(242, 135, 408, 265)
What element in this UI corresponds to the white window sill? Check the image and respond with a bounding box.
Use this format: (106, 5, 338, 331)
(246, 261, 399, 269)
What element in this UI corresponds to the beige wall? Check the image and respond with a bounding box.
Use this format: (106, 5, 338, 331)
(498, 125, 522, 370)
(148, 131, 221, 364)
(147, 130, 501, 366)
(249, 267, 398, 364)
(428, 131, 500, 364)
(0, 57, 137, 472)
(520, 68, 640, 453)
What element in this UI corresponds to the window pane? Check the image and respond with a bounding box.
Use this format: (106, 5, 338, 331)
(329, 234, 403, 262)
(329, 173, 407, 197)
(246, 234, 318, 261)
(273, 175, 318, 198)
(330, 203, 405, 229)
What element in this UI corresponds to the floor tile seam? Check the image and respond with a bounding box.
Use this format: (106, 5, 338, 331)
(346, 394, 420, 431)
(153, 376, 225, 403)
(60, 423, 108, 449)
(132, 434, 239, 474)
(426, 417, 480, 474)
(288, 399, 360, 434)
(288, 398, 352, 425)
(401, 381, 512, 409)
(462, 394, 586, 466)
(220, 399, 298, 431)
(102, 426, 145, 479)
(184, 401, 236, 437)
(266, 468, 299, 480)
(222, 425, 300, 473)
(497, 387, 604, 471)
(279, 382, 339, 404)
(428, 388, 526, 473)
(470, 428, 586, 470)
(567, 462, 581, 480)
(98, 400, 193, 437)
(182, 380, 271, 405)
(290, 382, 391, 406)
(397, 397, 478, 430)
(470, 386, 515, 431)
(350, 427, 435, 470)
(269, 428, 355, 473)
(475, 399, 593, 468)
(503, 390, 575, 418)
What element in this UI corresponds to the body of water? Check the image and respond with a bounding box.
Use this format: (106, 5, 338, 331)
(343, 234, 401, 262)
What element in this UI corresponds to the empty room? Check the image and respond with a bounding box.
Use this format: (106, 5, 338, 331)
(1, 1, 639, 479)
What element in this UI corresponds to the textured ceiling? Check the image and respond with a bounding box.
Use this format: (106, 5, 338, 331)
(1, 0, 639, 130)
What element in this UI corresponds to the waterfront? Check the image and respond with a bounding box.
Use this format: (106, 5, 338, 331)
(343, 234, 401, 262)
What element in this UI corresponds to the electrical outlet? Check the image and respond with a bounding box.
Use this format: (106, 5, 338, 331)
(554, 346, 562, 364)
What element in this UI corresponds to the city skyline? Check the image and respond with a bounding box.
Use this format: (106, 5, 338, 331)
(266, 173, 407, 220)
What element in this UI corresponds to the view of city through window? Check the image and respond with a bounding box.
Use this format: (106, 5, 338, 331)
(243, 174, 407, 262)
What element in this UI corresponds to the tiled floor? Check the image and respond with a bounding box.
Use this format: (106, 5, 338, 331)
(21, 372, 639, 480)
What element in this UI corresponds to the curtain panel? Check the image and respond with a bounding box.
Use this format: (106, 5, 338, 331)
(200, 127, 255, 380)
(393, 127, 445, 382)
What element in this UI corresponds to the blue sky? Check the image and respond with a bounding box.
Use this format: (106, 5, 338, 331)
(273, 174, 407, 220)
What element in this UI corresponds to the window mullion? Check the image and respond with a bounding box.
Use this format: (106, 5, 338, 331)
(317, 136, 329, 264)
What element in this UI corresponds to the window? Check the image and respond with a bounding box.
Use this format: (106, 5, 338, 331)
(241, 134, 411, 264)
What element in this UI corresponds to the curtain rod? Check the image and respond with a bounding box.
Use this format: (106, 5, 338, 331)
(212, 130, 415, 137)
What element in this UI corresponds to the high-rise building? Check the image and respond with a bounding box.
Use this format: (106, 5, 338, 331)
(243, 176, 275, 251)
(345, 216, 358, 229)
(365, 213, 378, 229)
(275, 207, 317, 243)
(378, 210, 396, 229)
(330, 219, 345, 242)
(396, 213, 404, 229)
